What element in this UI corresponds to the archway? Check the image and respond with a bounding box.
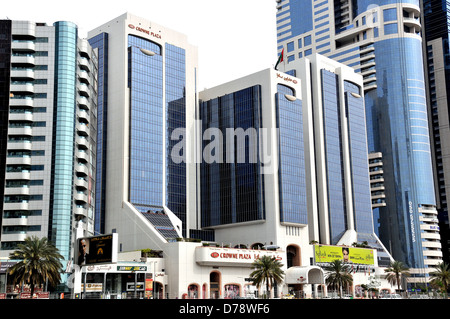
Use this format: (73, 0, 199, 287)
(154, 281, 163, 299)
(286, 244, 301, 268)
(209, 271, 221, 299)
(251, 243, 264, 250)
(187, 283, 200, 299)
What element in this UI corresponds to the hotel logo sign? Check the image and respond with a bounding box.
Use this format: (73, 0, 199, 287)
(128, 24, 162, 39)
(196, 247, 284, 267)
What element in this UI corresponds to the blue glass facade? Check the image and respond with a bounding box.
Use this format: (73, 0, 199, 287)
(200, 86, 265, 227)
(279, 0, 439, 268)
(128, 35, 164, 211)
(365, 38, 435, 267)
(353, 0, 419, 17)
(278, 0, 313, 42)
(321, 70, 347, 244)
(88, 33, 108, 235)
(165, 43, 187, 236)
(50, 21, 78, 261)
(275, 84, 308, 224)
(344, 81, 373, 235)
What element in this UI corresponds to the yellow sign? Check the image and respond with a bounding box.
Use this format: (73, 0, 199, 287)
(314, 245, 374, 265)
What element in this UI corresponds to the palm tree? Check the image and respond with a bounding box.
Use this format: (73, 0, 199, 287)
(384, 260, 410, 292)
(249, 255, 285, 298)
(429, 262, 450, 298)
(8, 236, 63, 298)
(323, 259, 353, 298)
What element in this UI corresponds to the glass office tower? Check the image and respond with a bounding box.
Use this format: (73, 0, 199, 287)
(88, 13, 198, 251)
(0, 20, 98, 288)
(276, 0, 443, 274)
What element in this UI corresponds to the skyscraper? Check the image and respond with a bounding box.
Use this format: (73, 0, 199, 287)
(422, 0, 450, 264)
(0, 20, 98, 269)
(275, 0, 443, 279)
(87, 13, 198, 252)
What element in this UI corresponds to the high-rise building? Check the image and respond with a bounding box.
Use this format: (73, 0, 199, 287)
(0, 20, 98, 268)
(422, 0, 450, 264)
(87, 13, 199, 252)
(199, 53, 391, 267)
(275, 0, 443, 279)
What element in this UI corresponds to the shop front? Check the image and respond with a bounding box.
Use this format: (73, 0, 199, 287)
(79, 262, 165, 299)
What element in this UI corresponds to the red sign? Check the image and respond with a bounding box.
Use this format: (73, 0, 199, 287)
(128, 24, 161, 39)
(19, 292, 50, 299)
(211, 252, 219, 258)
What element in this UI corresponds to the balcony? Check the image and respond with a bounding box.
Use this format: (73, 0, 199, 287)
(4, 186, 30, 196)
(76, 178, 89, 190)
(10, 82, 34, 94)
(77, 96, 88, 108)
(77, 122, 89, 135)
(76, 136, 89, 149)
(1, 232, 28, 242)
(3, 201, 29, 211)
(1, 217, 28, 227)
(10, 68, 34, 80)
(11, 55, 35, 66)
(11, 40, 35, 52)
(8, 112, 33, 122)
(6, 156, 31, 166)
(7, 141, 32, 151)
(74, 205, 88, 218)
(78, 109, 89, 122)
(9, 98, 34, 108)
(8, 126, 33, 136)
(77, 150, 89, 163)
(76, 163, 89, 176)
(5, 171, 31, 180)
(74, 192, 88, 204)
(78, 83, 90, 97)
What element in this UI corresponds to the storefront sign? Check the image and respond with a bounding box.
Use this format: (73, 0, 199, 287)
(117, 266, 147, 272)
(81, 283, 103, 292)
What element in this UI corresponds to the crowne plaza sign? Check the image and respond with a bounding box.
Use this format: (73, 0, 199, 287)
(195, 246, 284, 267)
(128, 24, 161, 39)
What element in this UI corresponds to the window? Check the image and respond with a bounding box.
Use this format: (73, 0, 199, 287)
(287, 41, 295, 52)
(304, 35, 312, 46)
(384, 23, 398, 35)
(383, 8, 397, 22)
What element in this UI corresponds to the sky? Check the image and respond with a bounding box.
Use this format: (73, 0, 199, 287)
(3, 0, 278, 90)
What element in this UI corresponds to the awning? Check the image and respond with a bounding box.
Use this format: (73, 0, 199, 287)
(285, 266, 324, 284)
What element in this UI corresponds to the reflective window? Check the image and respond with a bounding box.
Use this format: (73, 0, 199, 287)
(200, 86, 265, 227)
(165, 43, 187, 235)
(128, 35, 164, 209)
(276, 84, 307, 224)
(321, 69, 347, 244)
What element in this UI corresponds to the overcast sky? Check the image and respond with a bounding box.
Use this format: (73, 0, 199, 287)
(3, 0, 278, 90)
